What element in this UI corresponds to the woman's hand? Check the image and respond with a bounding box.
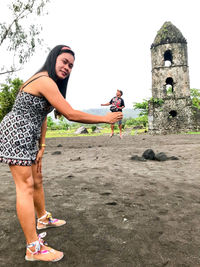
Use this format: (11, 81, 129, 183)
(36, 147, 45, 173)
(105, 112, 123, 124)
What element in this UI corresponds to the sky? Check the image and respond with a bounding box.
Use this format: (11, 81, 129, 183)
(1, 0, 200, 110)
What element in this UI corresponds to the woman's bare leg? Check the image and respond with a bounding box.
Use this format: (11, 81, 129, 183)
(31, 163, 46, 218)
(10, 164, 64, 261)
(9, 165, 38, 244)
(32, 163, 66, 229)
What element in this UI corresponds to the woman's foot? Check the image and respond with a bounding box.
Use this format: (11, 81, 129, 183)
(25, 232, 64, 262)
(37, 211, 66, 230)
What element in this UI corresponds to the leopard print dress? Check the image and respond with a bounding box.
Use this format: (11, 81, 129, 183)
(0, 77, 54, 166)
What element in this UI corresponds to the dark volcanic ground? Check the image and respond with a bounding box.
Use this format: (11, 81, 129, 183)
(1, 134, 200, 266)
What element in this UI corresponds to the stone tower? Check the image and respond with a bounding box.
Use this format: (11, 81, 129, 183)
(148, 21, 195, 134)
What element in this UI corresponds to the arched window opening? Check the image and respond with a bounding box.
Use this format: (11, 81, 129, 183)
(169, 110, 177, 118)
(164, 50, 173, 67)
(165, 77, 174, 95)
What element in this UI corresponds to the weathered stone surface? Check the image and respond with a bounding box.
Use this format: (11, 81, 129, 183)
(151, 21, 187, 48)
(148, 21, 200, 134)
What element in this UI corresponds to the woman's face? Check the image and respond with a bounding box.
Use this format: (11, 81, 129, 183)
(55, 52, 75, 80)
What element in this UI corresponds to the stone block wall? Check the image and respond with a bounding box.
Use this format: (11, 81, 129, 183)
(148, 97, 197, 134)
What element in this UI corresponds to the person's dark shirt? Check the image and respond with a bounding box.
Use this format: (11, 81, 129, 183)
(109, 96, 125, 112)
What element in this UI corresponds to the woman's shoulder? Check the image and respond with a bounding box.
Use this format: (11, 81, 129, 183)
(21, 72, 58, 96)
(22, 72, 51, 87)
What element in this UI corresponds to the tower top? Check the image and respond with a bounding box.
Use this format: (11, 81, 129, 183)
(151, 21, 187, 48)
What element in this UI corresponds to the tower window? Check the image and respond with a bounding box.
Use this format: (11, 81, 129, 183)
(165, 77, 174, 94)
(169, 110, 177, 118)
(164, 50, 173, 67)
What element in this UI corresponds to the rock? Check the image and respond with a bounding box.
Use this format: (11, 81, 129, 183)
(105, 201, 117, 206)
(93, 129, 101, 133)
(168, 156, 179, 160)
(130, 155, 146, 161)
(75, 126, 88, 134)
(142, 149, 155, 160)
(66, 174, 74, 179)
(57, 144, 63, 147)
(100, 192, 112, 196)
(155, 152, 168, 161)
(70, 156, 81, 161)
(51, 151, 61, 155)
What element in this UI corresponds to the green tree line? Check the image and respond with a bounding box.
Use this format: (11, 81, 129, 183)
(1, 78, 200, 130)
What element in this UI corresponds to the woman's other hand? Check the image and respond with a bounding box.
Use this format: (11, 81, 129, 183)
(105, 112, 123, 124)
(36, 147, 45, 173)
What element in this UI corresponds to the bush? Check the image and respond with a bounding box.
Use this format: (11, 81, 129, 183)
(91, 125, 97, 132)
(125, 116, 147, 128)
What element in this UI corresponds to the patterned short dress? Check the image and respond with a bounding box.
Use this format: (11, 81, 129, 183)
(0, 76, 54, 166)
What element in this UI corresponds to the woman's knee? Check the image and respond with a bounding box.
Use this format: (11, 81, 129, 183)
(10, 165, 34, 194)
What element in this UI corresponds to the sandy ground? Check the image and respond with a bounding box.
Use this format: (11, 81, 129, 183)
(1, 133, 200, 267)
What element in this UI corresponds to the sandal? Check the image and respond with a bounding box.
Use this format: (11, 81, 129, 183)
(37, 211, 66, 230)
(25, 232, 64, 262)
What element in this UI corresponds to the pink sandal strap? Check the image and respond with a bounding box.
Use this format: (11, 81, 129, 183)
(26, 232, 48, 255)
(37, 211, 58, 225)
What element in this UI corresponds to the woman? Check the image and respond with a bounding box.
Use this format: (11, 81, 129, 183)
(0, 45, 123, 262)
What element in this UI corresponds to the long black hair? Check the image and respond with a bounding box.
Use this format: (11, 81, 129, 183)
(37, 45, 75, 98)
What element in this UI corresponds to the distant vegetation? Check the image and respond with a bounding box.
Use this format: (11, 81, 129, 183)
(1, 78, 200, 137)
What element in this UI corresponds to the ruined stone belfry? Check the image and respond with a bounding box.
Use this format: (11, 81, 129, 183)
(148, 21, 196, 134)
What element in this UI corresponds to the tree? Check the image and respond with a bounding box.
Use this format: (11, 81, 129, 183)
(133, 99, 148, 128)
(190, 88, 200, 110)
(0, 0, 50, 76)
(133, 100, 148, 116)
(47, 116, 54, 129)
(0, 78, 23, 121)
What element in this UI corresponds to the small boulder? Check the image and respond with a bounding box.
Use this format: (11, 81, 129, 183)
(130, 155, 146, 162)
(155, 152, 168, 161)
(168, 156, 179, 160)
(75, 126, 88, 134)
(51, 151, 62, 155)
(142, 149, 155, 160)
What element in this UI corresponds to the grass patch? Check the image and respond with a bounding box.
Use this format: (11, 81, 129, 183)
(46, 126, 147, 138)
(186, 131, 200, 134)
(46, 128, 112, 138)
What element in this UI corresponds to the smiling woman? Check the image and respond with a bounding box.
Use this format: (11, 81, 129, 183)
(0, 44, 123, 262)
(55, 51, 74, 79)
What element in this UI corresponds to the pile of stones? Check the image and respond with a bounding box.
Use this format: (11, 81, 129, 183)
(130, 149, 179, 162)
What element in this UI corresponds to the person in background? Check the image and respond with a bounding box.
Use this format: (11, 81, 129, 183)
(101, 89, 125, 138)
(0, 45, 123, 262)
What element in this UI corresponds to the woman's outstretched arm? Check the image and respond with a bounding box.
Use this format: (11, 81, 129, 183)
(38, 77, 123, 124)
